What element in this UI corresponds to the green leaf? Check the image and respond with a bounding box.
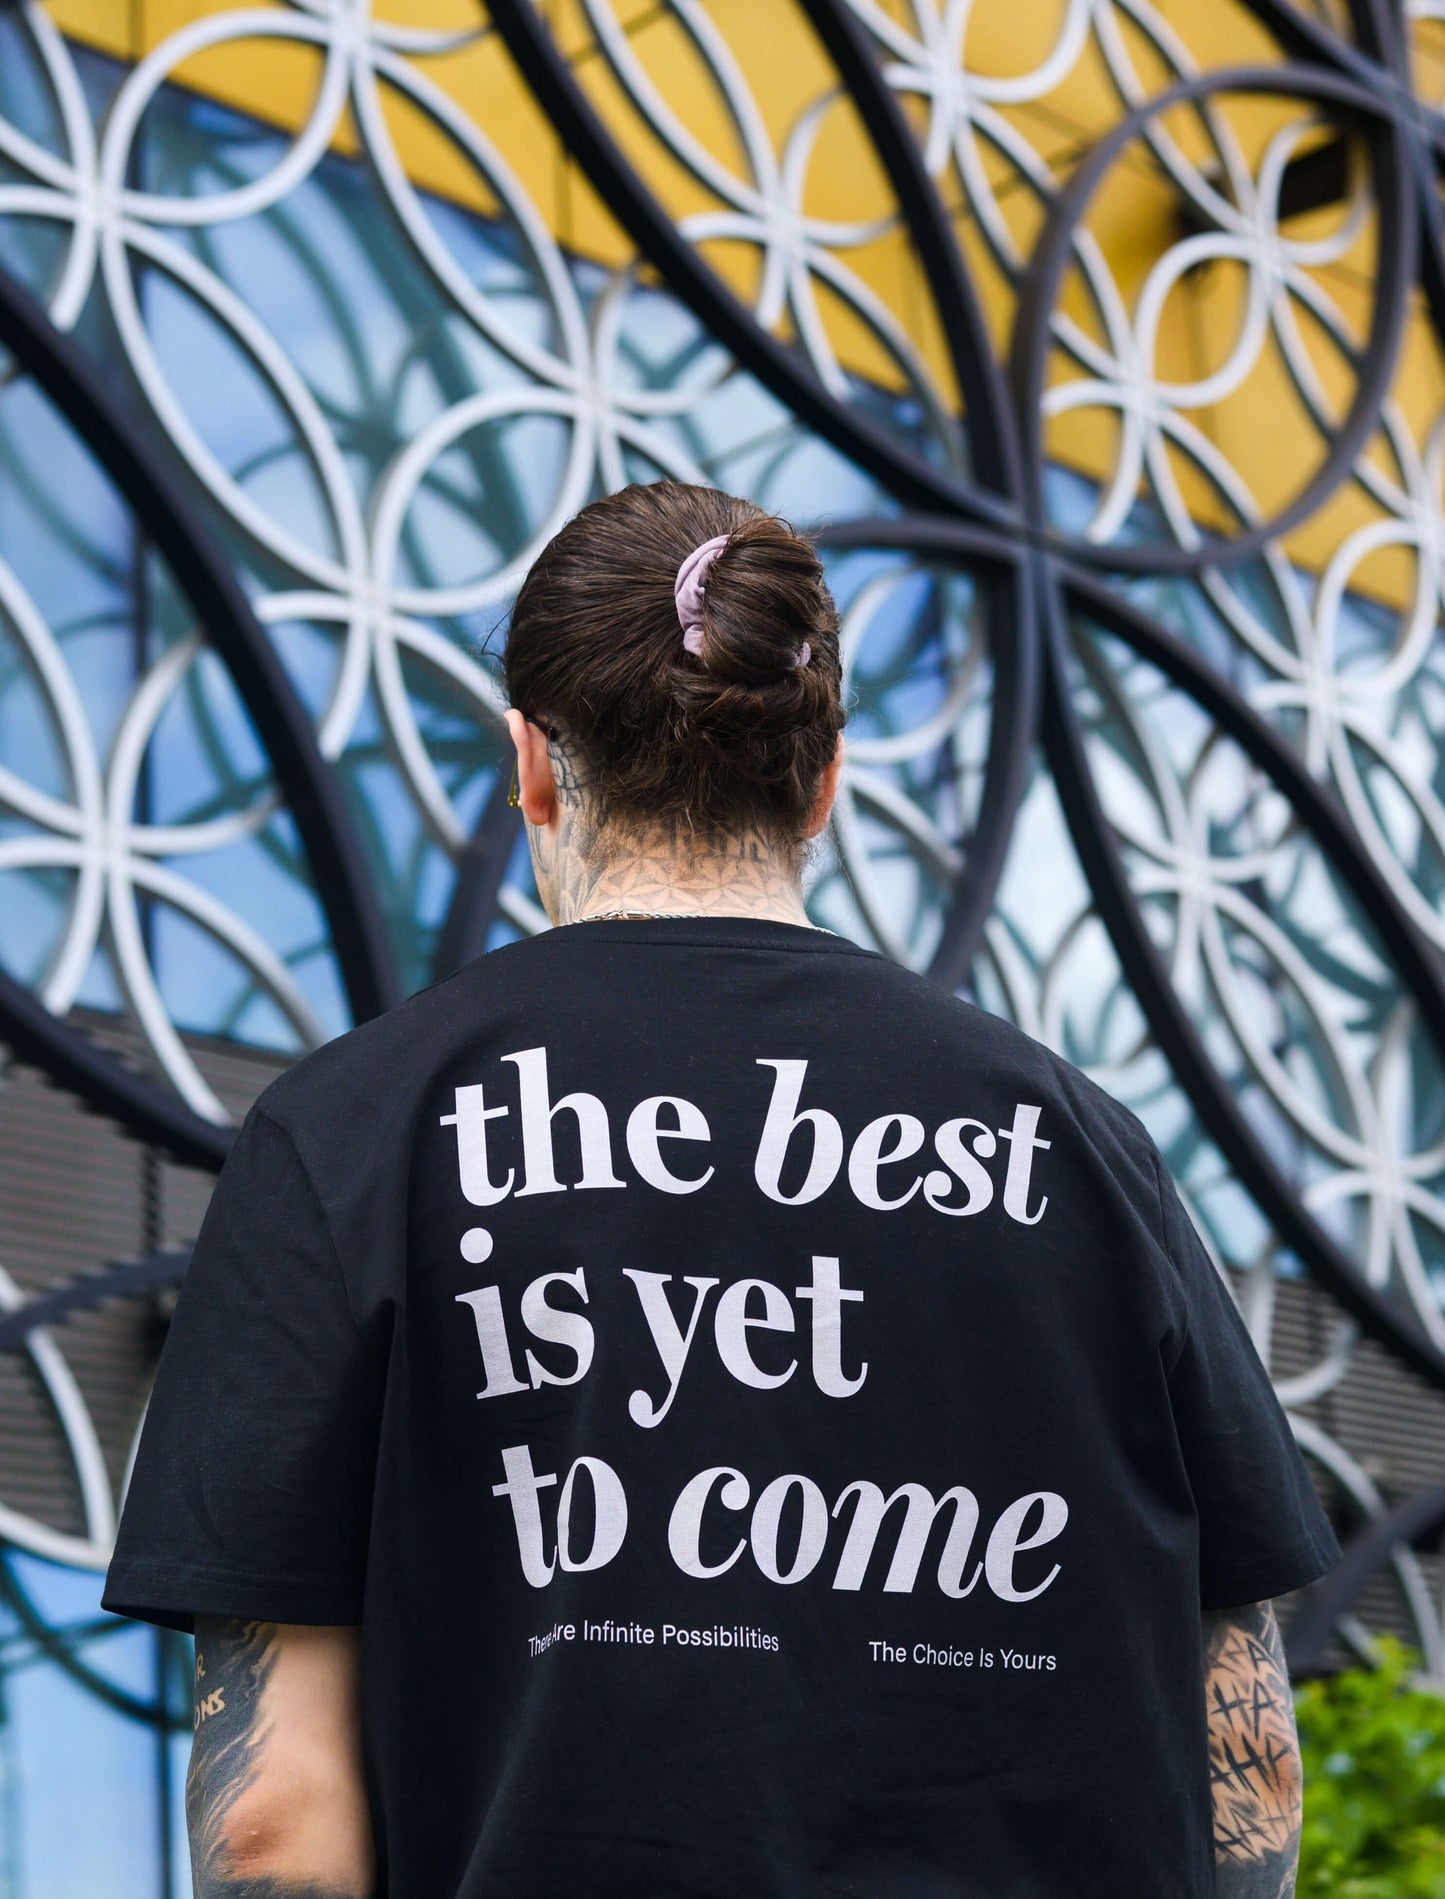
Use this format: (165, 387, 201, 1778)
(1296, 1641, 1445, 1897)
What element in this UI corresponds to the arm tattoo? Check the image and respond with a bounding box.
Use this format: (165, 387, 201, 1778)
(1203, 1602, 1302, 1899)
(187, 1619, 346, 1898)
(189, 1619, 277, 1888)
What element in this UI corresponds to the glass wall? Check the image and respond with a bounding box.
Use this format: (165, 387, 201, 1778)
(3, 0, 1445, 1884)
(0, 1552, 190, 1898)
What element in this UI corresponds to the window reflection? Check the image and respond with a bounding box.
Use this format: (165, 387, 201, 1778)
(0, 1548, 191, 1898)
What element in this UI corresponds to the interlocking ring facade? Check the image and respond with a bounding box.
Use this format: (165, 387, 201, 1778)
(1, 0, 1444, 1676)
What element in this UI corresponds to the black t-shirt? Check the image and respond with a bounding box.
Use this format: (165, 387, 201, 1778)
(105, 917, 1338, 1898)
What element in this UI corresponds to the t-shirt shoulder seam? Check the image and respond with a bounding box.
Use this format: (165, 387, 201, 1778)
(249, 1104, 365, 1338)
(1151, 1142, 1193, 1375)
(1150, 1138, 1169, 1238)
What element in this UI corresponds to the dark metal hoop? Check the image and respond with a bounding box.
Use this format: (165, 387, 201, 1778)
(0, 266, 401, 1168)
(1009, 65, 1415, 576)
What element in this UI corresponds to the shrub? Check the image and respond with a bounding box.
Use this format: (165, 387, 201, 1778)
(1295, 1638, 1445, 1897)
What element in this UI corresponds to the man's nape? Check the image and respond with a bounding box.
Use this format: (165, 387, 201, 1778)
(503, 707, 842, 928)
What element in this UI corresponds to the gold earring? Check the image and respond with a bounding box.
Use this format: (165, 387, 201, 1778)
(507, 758, 521, 809)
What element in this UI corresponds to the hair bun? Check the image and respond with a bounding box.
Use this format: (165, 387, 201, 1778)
(685, 516, 828, 688)
(504, 479, 844, 851)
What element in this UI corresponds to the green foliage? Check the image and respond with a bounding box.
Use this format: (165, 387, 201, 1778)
(1296, 1639, 1445, 1897)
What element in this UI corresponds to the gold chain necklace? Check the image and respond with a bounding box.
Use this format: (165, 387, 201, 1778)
(570, 908, 836, 934)
(571, 909, 752, 924)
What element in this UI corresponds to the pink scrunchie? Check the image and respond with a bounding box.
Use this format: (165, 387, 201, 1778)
(674, 534, 812, 668)
(674, 534, 729, 656)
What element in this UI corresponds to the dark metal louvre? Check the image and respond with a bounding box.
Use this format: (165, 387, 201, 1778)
(1265, 1274, 1445, 1661)
(0, 1016, 285, 1548)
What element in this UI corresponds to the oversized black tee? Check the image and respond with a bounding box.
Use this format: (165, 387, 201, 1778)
(105, 917, 1338, 1897)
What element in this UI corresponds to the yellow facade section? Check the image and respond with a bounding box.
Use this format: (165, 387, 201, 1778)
(43, 0, 1443, 603)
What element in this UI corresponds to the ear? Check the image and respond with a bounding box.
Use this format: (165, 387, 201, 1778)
(803, 734, 844, 840)
(503, 709, 558, 828)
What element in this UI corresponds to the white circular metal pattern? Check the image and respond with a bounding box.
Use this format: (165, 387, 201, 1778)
(0, 433, 340, 1106)
(0, 0, 1440, 1672)
(0, 1263, 115, 1570)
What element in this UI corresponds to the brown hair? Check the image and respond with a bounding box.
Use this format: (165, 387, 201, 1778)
(504, 481, 845, 856)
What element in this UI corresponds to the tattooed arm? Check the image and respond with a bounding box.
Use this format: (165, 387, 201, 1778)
(1203, 1601, 1303, 1899)
(187, 1619, 374, 1898)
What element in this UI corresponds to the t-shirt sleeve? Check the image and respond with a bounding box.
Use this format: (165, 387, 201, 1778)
(1154, 1151, 1341, 1610)
(102, 1104, 385, 1633)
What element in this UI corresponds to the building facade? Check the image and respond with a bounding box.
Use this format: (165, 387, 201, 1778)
(1, 1, 1444, 1891)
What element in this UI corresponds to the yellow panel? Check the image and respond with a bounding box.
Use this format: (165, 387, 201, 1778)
(41, 0, 1434, 605)
(46, 0, 612, 249)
